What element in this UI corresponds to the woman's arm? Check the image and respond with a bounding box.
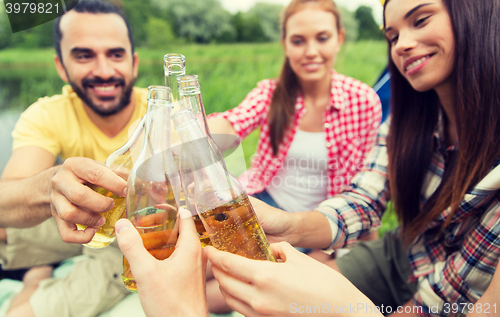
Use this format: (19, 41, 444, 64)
(207, 117, 236, 136)
(408, 199, 500, 315)
(207, 117, 239, 151)
(250, 122, 390, 250)
(249, 196, 333, 248)
(207, 79, 275, 145)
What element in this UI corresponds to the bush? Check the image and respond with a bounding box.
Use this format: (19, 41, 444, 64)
(339, 6, 359, 42)
(233, 12, 266, 43)
(165, 0, 235, 44)
(246, 3, 282, 42)
(355, 6, 384, 41)
(146, 16, 180, 48)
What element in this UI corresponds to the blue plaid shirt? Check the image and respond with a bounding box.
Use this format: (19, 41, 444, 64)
(316, 119, 500, 316)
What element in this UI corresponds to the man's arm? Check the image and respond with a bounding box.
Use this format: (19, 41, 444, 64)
(0, 147, 57, 227)
(0, 147, 127, 244)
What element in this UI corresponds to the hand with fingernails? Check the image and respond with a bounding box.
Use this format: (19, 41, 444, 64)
(50, 157, 127, 244)
(115, 205, 378, 317)
(115, 208, 208, 317)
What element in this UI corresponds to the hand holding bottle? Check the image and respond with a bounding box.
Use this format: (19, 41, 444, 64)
(247, 196, 297, 244)
(206, 242, 380, 317)
(49, 157, 127, 244)
(249, 196, 334, 249)
(116, 208, 208, 317)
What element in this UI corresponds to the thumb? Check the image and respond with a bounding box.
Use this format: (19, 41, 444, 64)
(116, 218, 152, 269)
(270, 241, 301, 262)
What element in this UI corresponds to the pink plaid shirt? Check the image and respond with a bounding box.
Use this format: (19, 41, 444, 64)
(211, 71, 382, 198)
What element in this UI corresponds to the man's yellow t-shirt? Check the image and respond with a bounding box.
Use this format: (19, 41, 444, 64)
(4, 85, 149, 315)
(12, 85, 148, 162)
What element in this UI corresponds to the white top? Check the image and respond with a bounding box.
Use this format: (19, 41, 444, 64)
(266, 129, 329, 212)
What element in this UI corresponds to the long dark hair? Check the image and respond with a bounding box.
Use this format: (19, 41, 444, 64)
(269, 0, 343, 155)
(384, 0, 500, 244)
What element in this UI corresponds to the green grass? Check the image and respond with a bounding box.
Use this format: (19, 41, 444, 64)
(0, 40, 388, 166)
(0, 41, 398, 232)
(379, 202, 398, 237)
(0, 41, 387, 112)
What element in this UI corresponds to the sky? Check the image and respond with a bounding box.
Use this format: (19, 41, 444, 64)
(219, 0, 383, 24)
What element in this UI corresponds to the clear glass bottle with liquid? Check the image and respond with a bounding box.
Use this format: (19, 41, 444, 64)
(177, 75, 235, 158)
(172, 108, 276, 262)
(122, 86, 182, 292)
(77, 116, 145, 249)
(175, 75, 225, 247)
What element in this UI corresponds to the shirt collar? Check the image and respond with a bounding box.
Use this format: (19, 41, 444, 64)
(328, 70, 345, 112)
(433, 107, 458, 153)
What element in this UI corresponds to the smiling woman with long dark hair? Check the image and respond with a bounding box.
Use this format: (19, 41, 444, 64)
(106, 0, 500, 316)
(202, 0, 500, 315)
(386, 0, 500, 245)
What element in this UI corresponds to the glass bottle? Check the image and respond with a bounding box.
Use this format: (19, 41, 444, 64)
(172, 109, 276, 262)
(122, 86, 182, 292)
(163, 53, 186, 102)
(177, 75, 210, 137)
(77, 115, 146, 249)
(175, 75, 230, 246)
(177, 75, 232, 160)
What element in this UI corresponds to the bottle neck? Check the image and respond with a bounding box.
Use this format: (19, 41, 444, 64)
(174, 109, 206, 143)
(105, 115, 145, 167)
(179, 94, 204, 123)
(174, 110, 215, 170)
(174, 109, 241, 207)
(165, 70, 186, 102)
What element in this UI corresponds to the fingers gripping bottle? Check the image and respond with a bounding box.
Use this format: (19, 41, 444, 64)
(77, 116, 146, 248)
(122, 86, 182, 292)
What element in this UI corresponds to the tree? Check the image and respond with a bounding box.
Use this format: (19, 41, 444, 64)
(0, 0, 161, 49)
(145, 16, 180, 48)
(338, 6, 359, 42)
(164, 0, 235, 44)
(0, 8, 13, 49)
(120, 0, 156, 47)
(232, 12, 266, 43)
(247, 2, 283, 42)
(354, 6, 384, 40)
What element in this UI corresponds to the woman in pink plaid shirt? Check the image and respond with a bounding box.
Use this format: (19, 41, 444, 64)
(207, 0, 381, 313)
(209, 0, 382, 215)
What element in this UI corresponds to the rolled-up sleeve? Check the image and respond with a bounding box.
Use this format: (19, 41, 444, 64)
(315, 121, 390, 249)
(208, 79, 275, 140)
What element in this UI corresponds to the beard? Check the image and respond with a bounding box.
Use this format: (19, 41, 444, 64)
(69, 76, 135, 117)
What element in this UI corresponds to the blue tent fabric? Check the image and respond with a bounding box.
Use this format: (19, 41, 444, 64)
(373, 68, 391, 123)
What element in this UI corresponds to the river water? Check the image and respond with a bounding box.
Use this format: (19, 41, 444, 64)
(0, 111, 21, 173)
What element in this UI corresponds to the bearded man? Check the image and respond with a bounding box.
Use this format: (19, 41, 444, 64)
(0, 1, 148, 316)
